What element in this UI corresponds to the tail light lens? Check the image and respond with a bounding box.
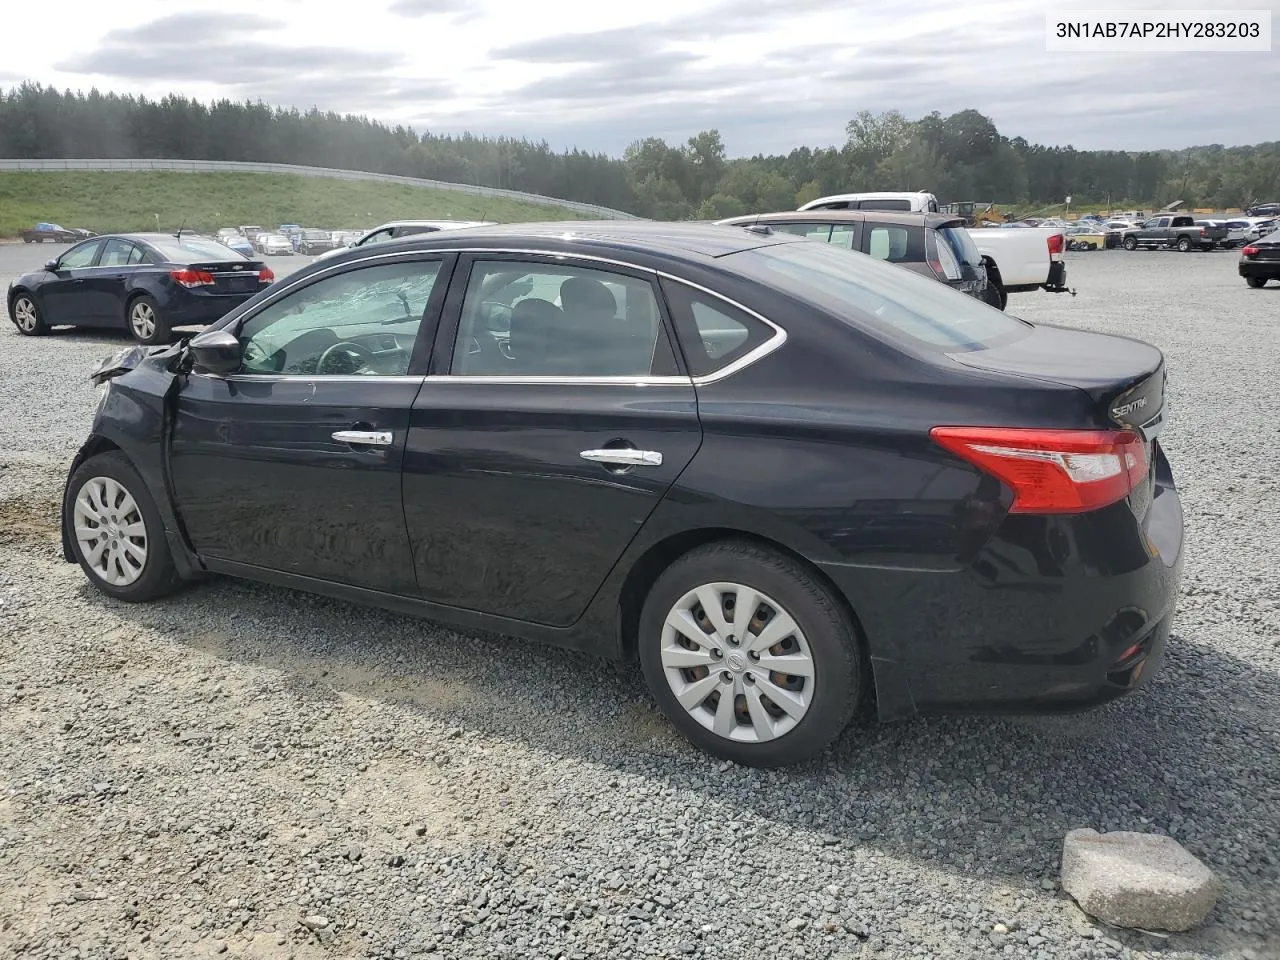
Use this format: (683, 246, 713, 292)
(258, 266, 276, 283)
(1046, 233, 1065, 256)
(1242, 246, 1260, 257)
(170, 269, 214, 288)
(930, 426, 1148, 514)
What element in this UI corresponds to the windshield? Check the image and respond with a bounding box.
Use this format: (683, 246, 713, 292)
(729, 239, 1031, 353)
(147, 236, 248, 261)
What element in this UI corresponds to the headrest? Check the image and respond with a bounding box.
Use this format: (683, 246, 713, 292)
(560, 276, 617, 319)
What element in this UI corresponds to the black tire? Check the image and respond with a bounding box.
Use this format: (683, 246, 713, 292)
(126, 294, 171, 345)
(64, 451, 185, 602)
(982, 282, 1005, 310)
(638, 540, 863, 768)
(1123, 236, 1137, 251)
(9, 293, 48, 336)
(1176, 236, 1192, 253)
(1246, 276, 1268, 289)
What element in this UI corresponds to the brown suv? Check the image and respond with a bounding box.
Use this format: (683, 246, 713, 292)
(717, 210, 996, 307)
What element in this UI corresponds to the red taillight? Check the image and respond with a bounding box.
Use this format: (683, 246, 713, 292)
(1242, 246, 1260, 257)
(1199, 227, 1206, 236)
(927, 258, 945, 277)
(258, 266, 275, 283)
(930, 426, 1148, 514)
(1046, 233, 1065, 256)
(170, 269, 214, 288)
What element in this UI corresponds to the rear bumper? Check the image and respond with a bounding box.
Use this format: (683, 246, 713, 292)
(819, 447, 1184, 721)
(1239, 261, 1280, 280)
(165, 291, 258, 326)
(1043, 260, 1069, 291)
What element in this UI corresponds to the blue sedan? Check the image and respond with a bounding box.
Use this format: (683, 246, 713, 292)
(7, 233, 275, 345)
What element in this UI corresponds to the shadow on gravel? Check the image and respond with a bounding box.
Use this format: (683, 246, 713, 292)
(74, 572, 1280, 957)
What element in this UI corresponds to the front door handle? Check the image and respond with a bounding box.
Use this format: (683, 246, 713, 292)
(333, 430, 393, 446)
(580, 448, 663, 467)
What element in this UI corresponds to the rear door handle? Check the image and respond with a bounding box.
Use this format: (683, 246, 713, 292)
(333, 430, 393, 446)
(580, 448, 663, 467)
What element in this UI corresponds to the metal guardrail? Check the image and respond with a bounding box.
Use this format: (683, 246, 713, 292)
(0, 158, 643, 220)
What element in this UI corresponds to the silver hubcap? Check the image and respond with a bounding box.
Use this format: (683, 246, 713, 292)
(13, 297, 37, 332)
(661, 582, 815, 743)
(74, 476, 148, 586)
(130, 302, 156, 339)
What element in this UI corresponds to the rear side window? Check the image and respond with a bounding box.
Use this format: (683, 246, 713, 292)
(729, 240, 1030, 353)
(863, 223, 923, 263)
(856, 199, 912, 211)
(661, 280, 775, 377)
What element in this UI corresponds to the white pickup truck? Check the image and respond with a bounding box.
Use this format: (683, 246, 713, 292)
(968, 227, 1072, 309)
(798, 193, 1073, 309)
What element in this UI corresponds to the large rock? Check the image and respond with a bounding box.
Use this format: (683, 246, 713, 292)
(1061, 829, 1219, 932)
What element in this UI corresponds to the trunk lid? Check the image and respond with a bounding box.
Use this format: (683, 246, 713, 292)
(948, 323, 1166, 518)
(189, 260, 270, 293)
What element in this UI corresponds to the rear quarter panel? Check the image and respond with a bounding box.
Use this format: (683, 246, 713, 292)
(967, 228, 1055, 288)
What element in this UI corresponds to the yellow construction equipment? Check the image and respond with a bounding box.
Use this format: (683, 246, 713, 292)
(939, 202, 1007, 227)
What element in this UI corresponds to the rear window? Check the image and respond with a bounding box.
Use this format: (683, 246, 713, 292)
(147, 236, 246, 262)
(937, 225, 983, 267)
(864, 223, 924, 262)
(729, 240, 1030, 353)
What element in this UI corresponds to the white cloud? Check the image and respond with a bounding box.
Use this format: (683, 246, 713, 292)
(3, 0, 1276, 155)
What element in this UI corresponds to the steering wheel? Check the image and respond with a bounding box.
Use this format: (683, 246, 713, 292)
(316, 341, 374, 375)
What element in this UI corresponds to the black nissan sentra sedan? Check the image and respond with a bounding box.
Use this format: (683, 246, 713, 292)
(59, 222, 1183, 767)
(7, 232, 275, 345)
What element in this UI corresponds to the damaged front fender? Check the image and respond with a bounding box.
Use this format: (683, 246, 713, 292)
(89, 341, 188, 386)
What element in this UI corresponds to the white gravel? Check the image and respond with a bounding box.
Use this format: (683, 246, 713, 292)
(1, 247, 1278, 960)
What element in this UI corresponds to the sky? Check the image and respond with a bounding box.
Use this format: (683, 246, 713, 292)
(1, 0, 1276, 157)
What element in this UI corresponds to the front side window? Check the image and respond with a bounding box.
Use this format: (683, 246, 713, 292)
(728, 240, 1031, 353)
(768, 222, 833, 242)
(450, 260, 674, 377)
(359, 228, 396, 247)
(57, 240, 102, 269)
(236, 260, 441, 376)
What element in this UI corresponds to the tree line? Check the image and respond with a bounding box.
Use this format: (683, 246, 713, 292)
(1, 83, 1276, 217)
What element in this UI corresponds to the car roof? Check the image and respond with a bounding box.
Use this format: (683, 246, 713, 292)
(718, 211, 963, 229)
(326, 220, 799, 262)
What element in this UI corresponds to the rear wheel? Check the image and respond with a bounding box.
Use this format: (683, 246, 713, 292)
(1123, 236, 1137, 251)
(1246, 276, 1269, 289)
(1176, 236, 1192, 253)
(638, 541, 862, 767)
(10, 294, 48, 336)
(127, 294, 171, 345)
(982, 283, 1005, 310)
(64, 451, 184, 602)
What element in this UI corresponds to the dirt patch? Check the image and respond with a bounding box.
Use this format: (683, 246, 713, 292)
(0, 494, 60, 547)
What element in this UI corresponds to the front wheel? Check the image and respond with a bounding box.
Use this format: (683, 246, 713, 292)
(10, 294, 48, 335)
(64, 451, 184, 602)
(1246, 276, 1269, 289)
(638, 541, 863, 767)
(126, 294, 171, 345)
(1123, 237, 1137, 251)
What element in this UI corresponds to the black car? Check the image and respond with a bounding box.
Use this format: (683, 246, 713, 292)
(7, 233, 275, 345)
(297, 228, 338, 255)
(1239, 230, 1280, 288)
(59, 222, 1183, 767)
(717, 211, 996, 307)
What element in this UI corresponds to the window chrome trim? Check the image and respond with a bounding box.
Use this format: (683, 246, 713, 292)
(197, 373, 426, 384)
(204, 246, 787, 387)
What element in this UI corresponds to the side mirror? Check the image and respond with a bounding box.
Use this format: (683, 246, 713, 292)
(44, 259, 59, 272)
(188, 330, 242, 375)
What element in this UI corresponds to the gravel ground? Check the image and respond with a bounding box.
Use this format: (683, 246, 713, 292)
(1, 248, 1277, 960)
